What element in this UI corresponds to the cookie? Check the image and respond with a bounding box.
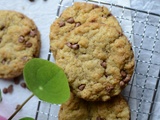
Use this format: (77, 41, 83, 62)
(50, 2, 122, 57)
(0, 10, 40, 79)
(53, 22, 134, 101)
(58, 93, 130, 120)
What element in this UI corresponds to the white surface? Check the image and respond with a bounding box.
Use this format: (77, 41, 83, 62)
(0, 0, 131, 120)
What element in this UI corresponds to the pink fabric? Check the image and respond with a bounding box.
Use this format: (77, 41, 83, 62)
(0, 115, 7, 120)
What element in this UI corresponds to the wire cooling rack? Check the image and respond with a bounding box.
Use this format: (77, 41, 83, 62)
(35, 0, 160, 120)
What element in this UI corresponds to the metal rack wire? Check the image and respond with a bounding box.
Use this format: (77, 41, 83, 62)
(35, 0, 160, 120)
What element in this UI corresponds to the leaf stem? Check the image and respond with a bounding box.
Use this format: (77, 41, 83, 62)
(8, 94, 34, 120)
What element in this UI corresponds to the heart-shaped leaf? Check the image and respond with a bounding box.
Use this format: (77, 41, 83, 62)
(23, 58, 70, 104)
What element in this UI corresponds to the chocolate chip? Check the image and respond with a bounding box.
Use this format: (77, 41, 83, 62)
(1, 58, 6, 64)
(14, 77, 20, 85)
(71, 43, 79, 50)
(120, 81, 125, 87)
(20, 15, 25, 19)
(59, 21, 65, 27)
(67, 17, 75, 24)
(20, 82, 27, 88)
(91, 19, 96, 22)
(78, 84, 86, 91)
(96, 116, 105, 120)
(18, 36, 25, 43)
(119, 32, 123, 36)
(75, 22, 81, 27)
(101, 61, 106, 68)
(102, 13, 112, 18)
(107, 13, 112, 17)
(0, 38, 2, 43)
(104, 72, 108, 78)
(66, 42, 79, 50)
(121, 70, 127, 78)
(7, 85, 13, 93)
(3, 88, 8, 94)
(93, 4, 99, 9)
(66, 42, 72, 48)
(106, 86, 114, 93)
(30, 30, 37, 37)
(25, 42, 32, 48)
(21, 56, 28, 61)
(123, 75, 131, 83)
(0, 25, 5, 30)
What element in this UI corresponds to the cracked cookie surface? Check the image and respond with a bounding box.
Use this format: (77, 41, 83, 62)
(0, 10, 40, 79)
(50, 2, 122, 57)
(58, 93, 130, 120)
(54, 22, 134, 101)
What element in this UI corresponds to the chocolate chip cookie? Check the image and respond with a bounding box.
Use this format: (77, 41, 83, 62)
(53, 22, 134, 101)
(58, 93, 130, 120)
(0, 10, 40, 79)
(50, 2, 122, 57)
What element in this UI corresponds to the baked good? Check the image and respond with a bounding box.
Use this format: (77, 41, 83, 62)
(53, 22, 134, 101)
(50, 2, 122, 57)
(50, 2, 134, 101)
(0, 10, 40, 79)
(58, 93, 130, 120)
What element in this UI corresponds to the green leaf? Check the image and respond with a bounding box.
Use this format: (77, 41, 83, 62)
(23, 58, 70, 104)
(19, 117, 34, 120)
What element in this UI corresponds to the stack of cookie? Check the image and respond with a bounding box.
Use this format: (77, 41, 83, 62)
(0, 10, 40, 79)
(50, 2, 134, 120)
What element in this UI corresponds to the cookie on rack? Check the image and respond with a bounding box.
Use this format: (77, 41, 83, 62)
(0, 10, 40, 79)
(50, 2, 122, 57)
(58, 92, 130, 120)
(54, 22, 134, 101)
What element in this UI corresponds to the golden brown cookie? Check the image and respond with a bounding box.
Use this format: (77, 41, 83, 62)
(53, 22, 134, 101)
(0, 10, 40, 79)
(58, 93, 130, 120)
